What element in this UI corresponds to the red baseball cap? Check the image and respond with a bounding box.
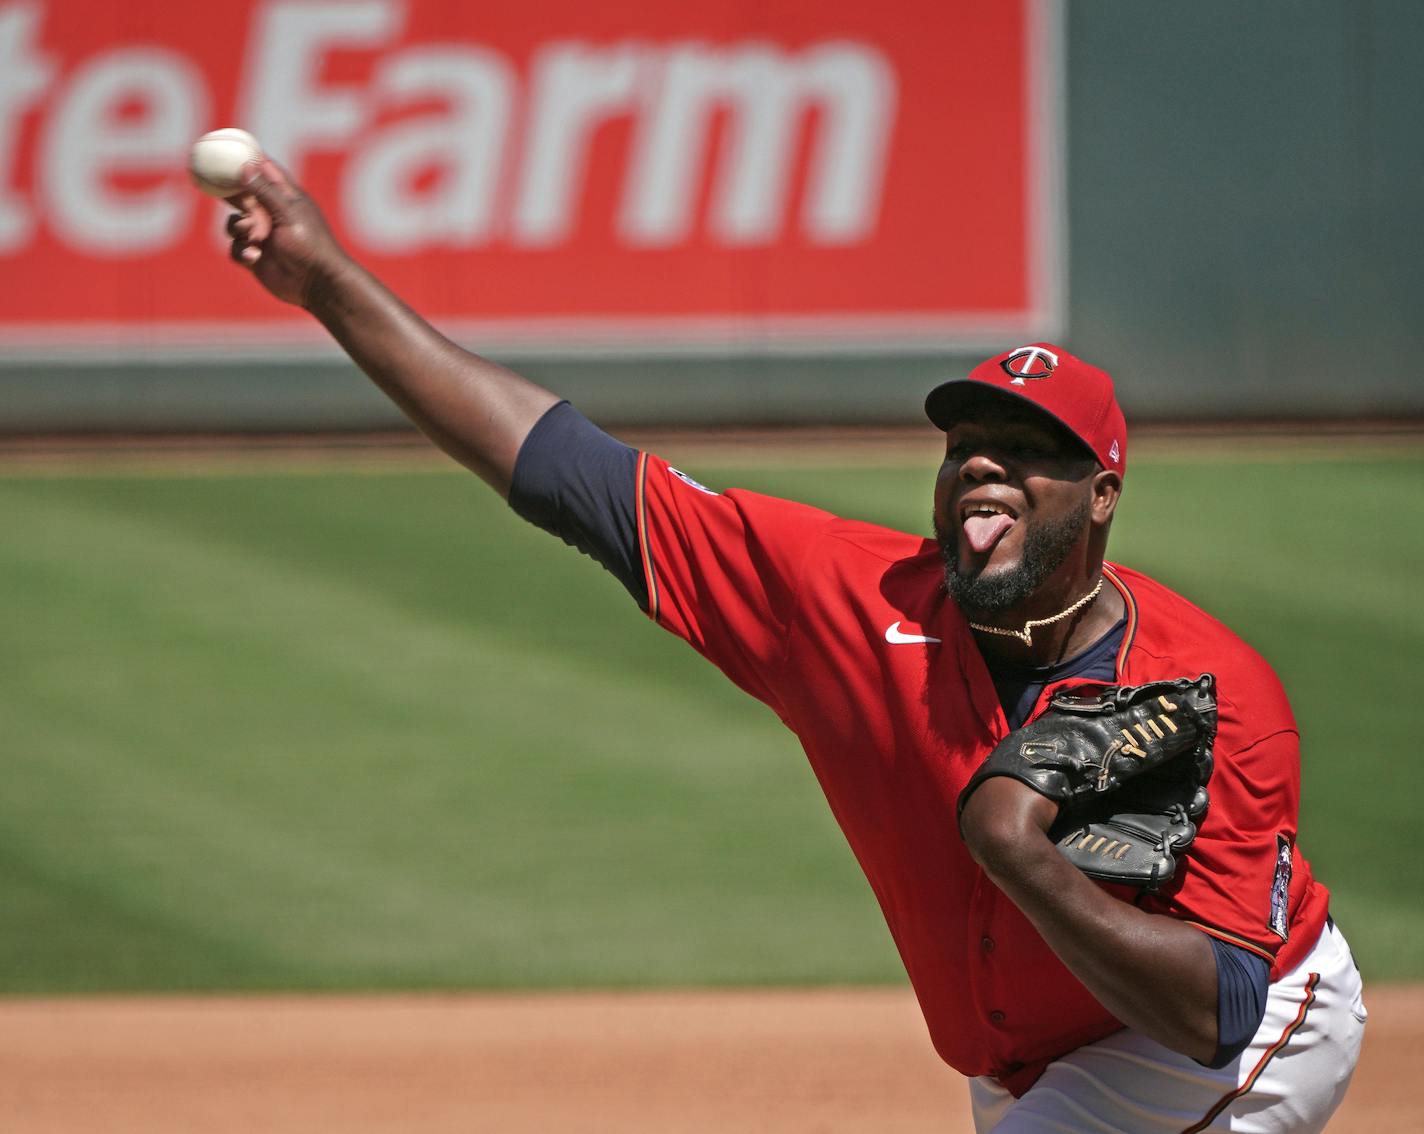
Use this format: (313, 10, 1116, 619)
(924, 343, 1127, 476)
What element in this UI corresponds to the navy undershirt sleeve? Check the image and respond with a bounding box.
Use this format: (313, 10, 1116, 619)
(1206, 936, 1270, 1067)
(507, 401, 647, 610)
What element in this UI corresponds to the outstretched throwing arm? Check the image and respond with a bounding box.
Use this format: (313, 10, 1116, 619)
(225, 160, 560, 495)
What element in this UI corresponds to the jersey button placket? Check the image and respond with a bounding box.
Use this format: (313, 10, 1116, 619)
(989, 1010, 1006, 1024)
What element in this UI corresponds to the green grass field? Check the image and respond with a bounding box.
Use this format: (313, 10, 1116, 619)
(1, 443, 1420, 993)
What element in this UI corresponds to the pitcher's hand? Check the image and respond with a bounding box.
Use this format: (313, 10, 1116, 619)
(225, 159, 351, 309)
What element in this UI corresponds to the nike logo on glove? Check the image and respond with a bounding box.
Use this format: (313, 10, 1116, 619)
(885, 621, 941, 644)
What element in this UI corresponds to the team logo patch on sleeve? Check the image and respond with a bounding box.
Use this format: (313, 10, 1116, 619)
(668, 468, 719, 495)
(1269, 834, 1293, 941)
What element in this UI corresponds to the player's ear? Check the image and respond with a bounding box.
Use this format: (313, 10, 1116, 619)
(1090, 468, 1122, 527)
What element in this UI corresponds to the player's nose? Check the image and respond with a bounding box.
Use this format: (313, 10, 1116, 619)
(958, 452, 1008, 485)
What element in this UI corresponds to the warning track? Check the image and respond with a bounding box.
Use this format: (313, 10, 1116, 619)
(0, 985, 1412, 1132)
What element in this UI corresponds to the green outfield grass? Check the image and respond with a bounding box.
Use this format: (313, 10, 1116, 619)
(0, 443, 1419, 993)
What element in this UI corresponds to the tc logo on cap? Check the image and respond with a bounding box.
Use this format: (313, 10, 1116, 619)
(1001, 345, 1058, 385)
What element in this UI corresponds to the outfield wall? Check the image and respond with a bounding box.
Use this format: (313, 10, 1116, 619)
(1, 2, 1420, 430)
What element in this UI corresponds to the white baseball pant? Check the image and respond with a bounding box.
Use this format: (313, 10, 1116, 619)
(969, 919, 1366, 1133)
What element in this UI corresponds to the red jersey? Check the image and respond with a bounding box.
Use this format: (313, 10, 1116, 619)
(634, 453, 1330, 1089)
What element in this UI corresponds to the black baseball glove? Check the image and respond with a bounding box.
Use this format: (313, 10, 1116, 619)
(957, 675, 1218, 890)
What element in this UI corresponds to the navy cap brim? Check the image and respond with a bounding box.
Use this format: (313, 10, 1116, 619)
(924, 380, 1100, 465)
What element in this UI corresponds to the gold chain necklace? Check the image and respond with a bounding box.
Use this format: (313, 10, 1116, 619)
(968, 578, 1104, 648)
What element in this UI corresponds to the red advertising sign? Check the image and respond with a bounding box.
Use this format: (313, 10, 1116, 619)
(0, 0, 1061, 357)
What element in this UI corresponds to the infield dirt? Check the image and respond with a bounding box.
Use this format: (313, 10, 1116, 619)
(0, 985, 1414, 1132)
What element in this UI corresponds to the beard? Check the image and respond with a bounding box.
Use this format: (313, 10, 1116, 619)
(936, 499, 1091, 616)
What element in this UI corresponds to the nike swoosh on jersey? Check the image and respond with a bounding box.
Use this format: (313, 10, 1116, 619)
(884, 621, 942, 645)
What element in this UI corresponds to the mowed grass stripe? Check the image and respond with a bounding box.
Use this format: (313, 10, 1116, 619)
(0, 476, 896, 993)
(0, 450, 1419, 992)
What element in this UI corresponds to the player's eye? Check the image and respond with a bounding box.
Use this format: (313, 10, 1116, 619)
(1003, 435, 1060, 462)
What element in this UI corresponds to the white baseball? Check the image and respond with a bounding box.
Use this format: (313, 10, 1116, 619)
(187, 128, 264, 198)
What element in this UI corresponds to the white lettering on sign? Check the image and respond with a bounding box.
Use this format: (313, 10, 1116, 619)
(513, 42, 644, 247)
(620, 41, 895, 247)
(42, 47, 205, 254)
(0, 3, 54, 252)
(239, 0, 399, 173)
(348, 47, 514, 250)
(5, 0, 901, 257)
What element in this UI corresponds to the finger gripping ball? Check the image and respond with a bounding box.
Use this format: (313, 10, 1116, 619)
(188, 128, 263, 197)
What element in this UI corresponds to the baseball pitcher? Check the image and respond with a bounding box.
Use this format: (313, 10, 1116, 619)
(216, 160, 1366, 1133)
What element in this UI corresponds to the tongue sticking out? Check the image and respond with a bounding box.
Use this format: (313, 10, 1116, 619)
(964, 513, 1015, 554)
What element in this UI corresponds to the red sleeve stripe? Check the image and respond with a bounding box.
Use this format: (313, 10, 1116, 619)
(1178, 972, 1319, 1133)
(1185, 922, 1277, 965)
(1102, 563, 1137, 674)
(635, 452, 660, 621)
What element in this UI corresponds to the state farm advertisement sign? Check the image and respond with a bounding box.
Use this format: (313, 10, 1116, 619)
(0, 0, 1062, 357)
